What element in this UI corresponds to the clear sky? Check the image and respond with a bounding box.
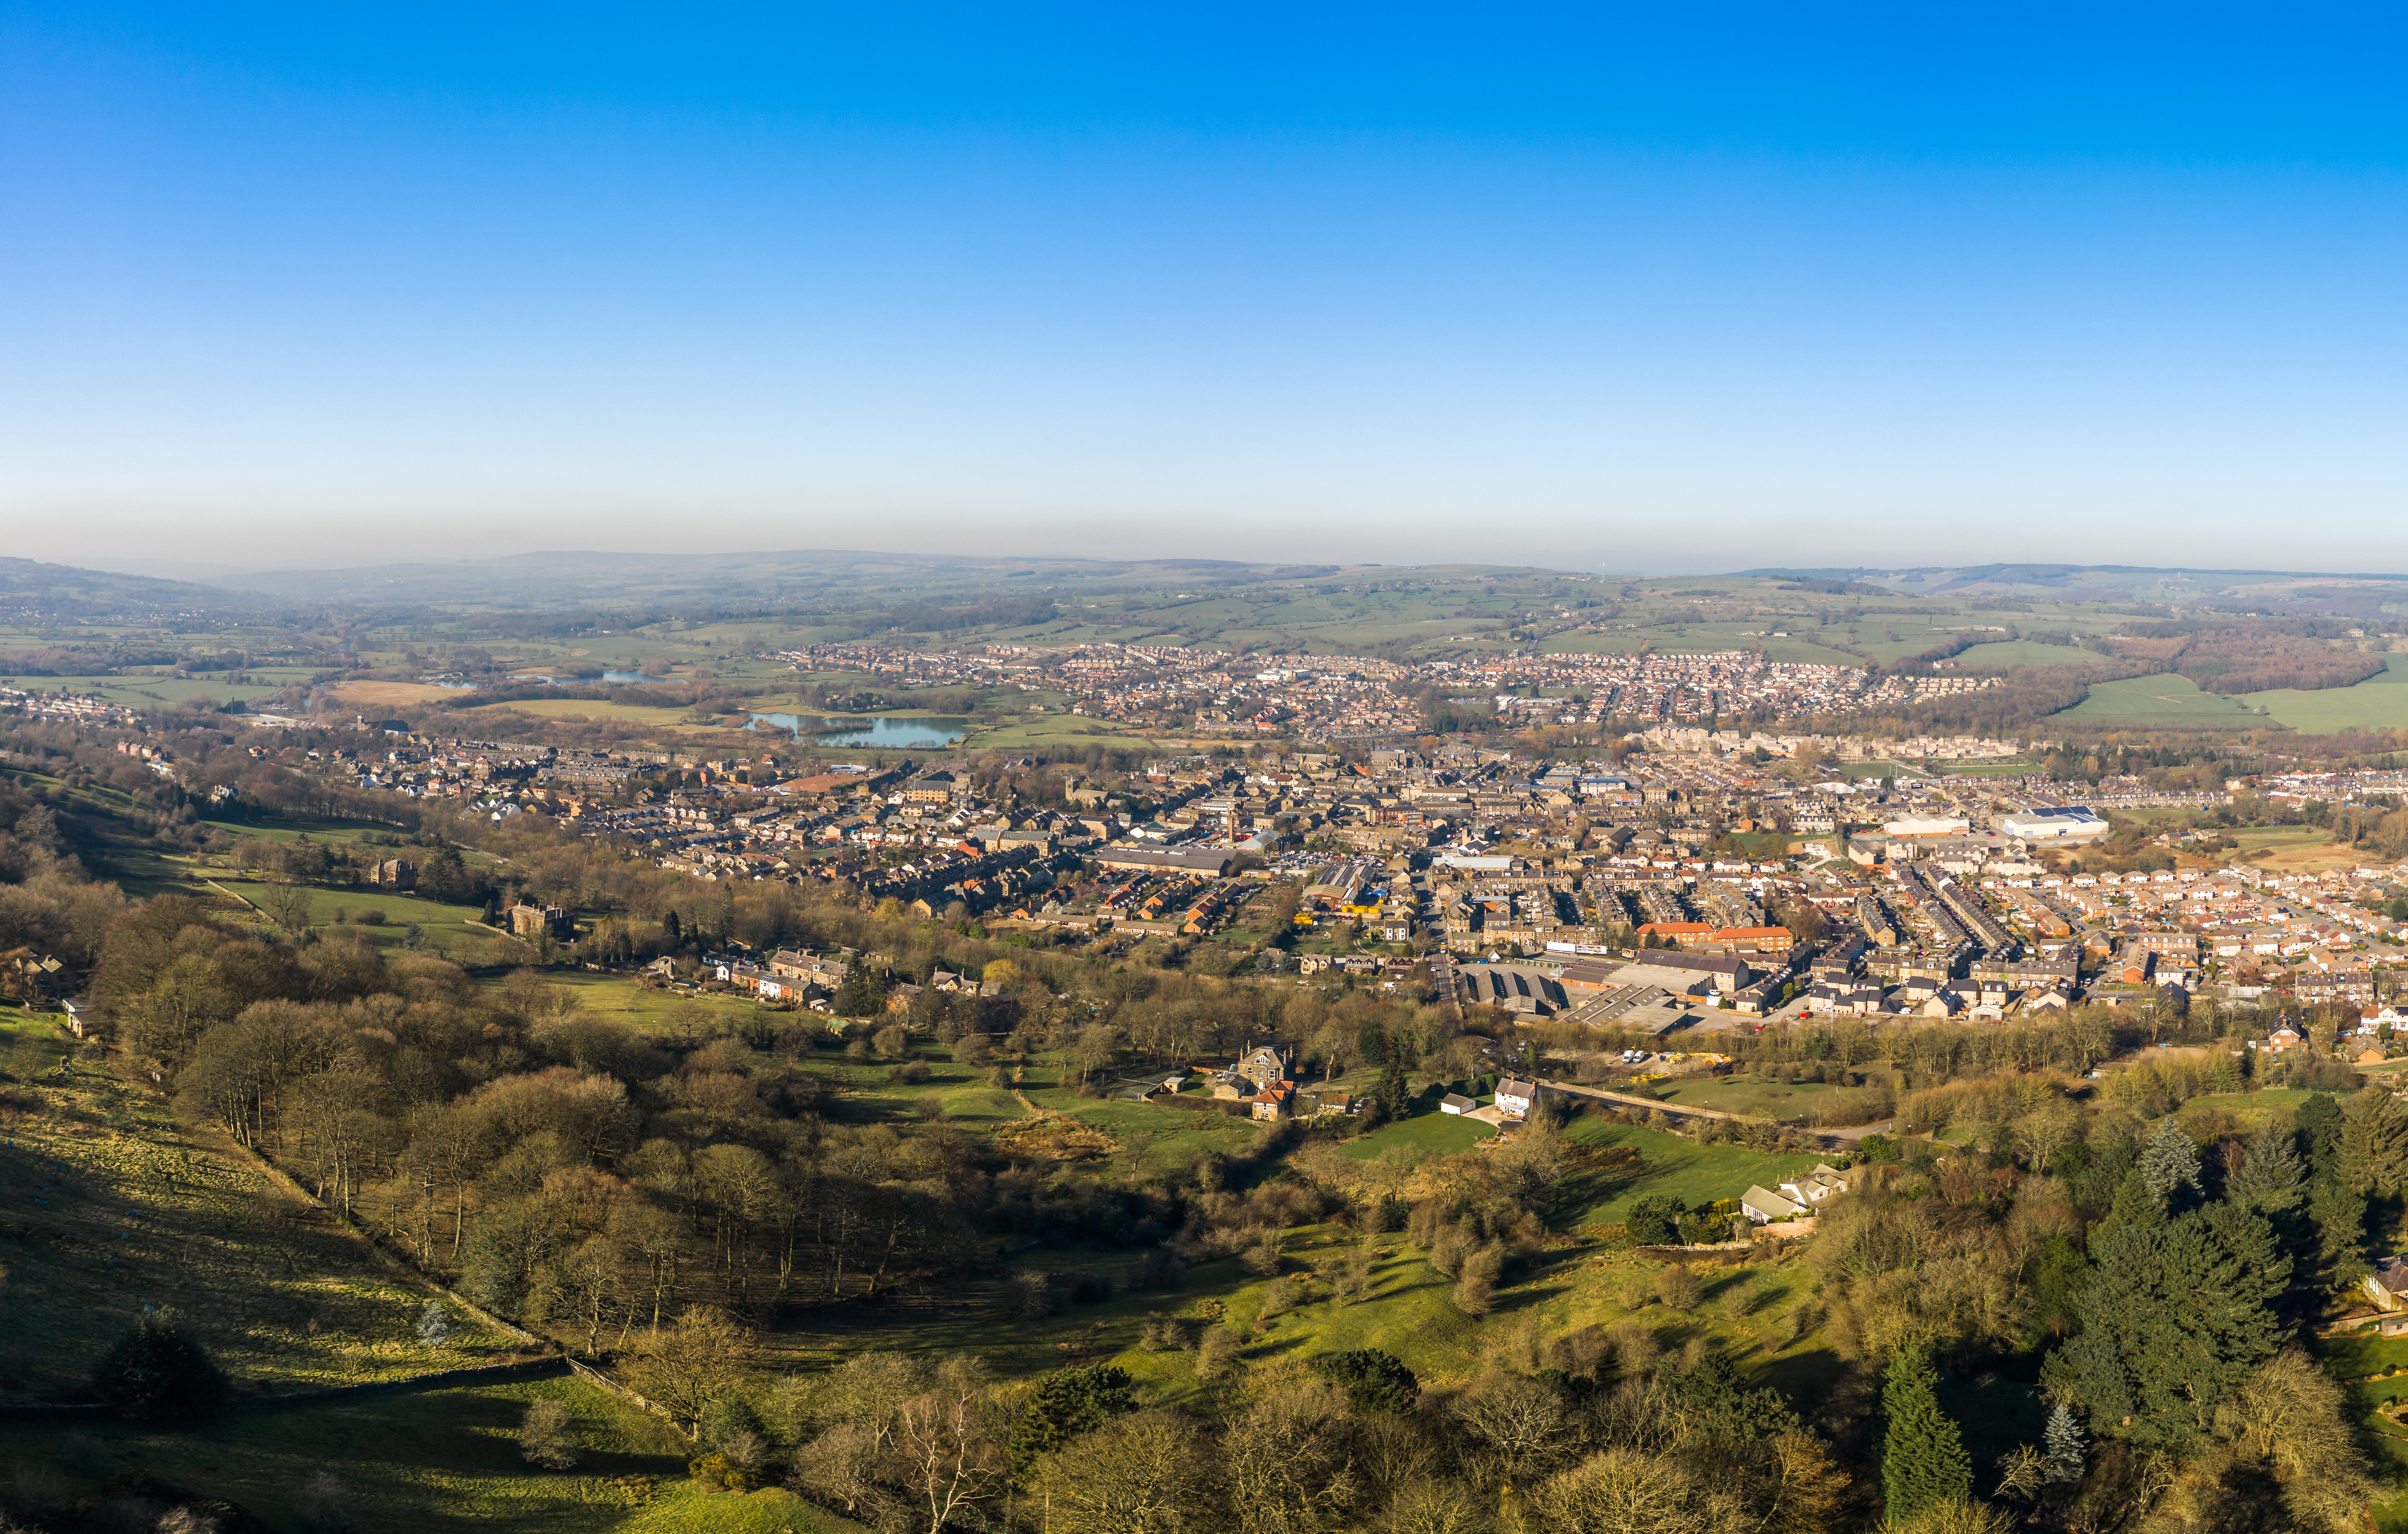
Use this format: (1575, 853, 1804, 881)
(4, 5, 2405, 574)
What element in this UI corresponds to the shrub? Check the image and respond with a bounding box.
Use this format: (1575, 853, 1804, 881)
(1655, 1264, 1702, 1313)
(1009, 1271, 1054, 1320)
(1311, 1349, 1421, 1413)
(1196, 1327, 1245, 1382)
(91, 1317, 231, 1426)
(518, 1399, 581, 1470)
(1138, 1312, 1188, 1352)
(292, 1472, 351, 1533)
(687, 1452, 757, 1492)
(414, 1301, 457, 1348)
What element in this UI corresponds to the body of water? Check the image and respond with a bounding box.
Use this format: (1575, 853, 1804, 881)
(603, 670, 682, 685)
(749, 714, 969, 748)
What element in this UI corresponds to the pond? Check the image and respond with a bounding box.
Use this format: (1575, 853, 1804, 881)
(748, 714, 971, 748)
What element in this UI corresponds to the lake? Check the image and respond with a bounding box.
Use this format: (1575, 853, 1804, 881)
(749, 714, 970, 748)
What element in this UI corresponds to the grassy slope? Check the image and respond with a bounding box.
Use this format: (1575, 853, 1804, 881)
(2241, 654, 2408, 735)
(0, 1007, 518, 1400)
(209, 879, 498, 957)
(1557, 1120, 1825, 1227)
(0, 1375, 862, 1534)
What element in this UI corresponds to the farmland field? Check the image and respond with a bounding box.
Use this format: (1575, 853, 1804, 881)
(1950, 639, 2104, 668)
(207, 877, 504, 956)
(326, 681, 469, 709)
(2053, 674, 2261, 727)
(2239, 655, 2408, 735)
(0, 673, 306, 707)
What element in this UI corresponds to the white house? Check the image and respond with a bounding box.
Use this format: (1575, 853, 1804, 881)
(1740, 1185, 1805, 1224)
(1494, 1076, 1542, 1119)
(1779, 1165, 1851, 1207)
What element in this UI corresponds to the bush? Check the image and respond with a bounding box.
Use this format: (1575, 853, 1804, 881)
(1138, 1312, 1188, 1352)
(1311, 1349, 1421, 1413)
(687, 1452, 757, 1492)
(1196, 1327, 1245, 1382)
(1063, 1270, 1114, 1305)
(518, 1398, 581, 1470)
(1624, 1196, 1683, 1246)
(1009, 1271, 1054, 1320)
(293, 1472, 352, 1533)
(91, 1317, 231, 1425)
(1655, 1264, 1702, 1313)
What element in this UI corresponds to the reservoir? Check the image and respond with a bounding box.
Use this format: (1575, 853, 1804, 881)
(749, 714, 970, 749)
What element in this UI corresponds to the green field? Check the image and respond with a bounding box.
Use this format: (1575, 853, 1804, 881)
(1559, 1120, 1825, 1228)
(1653, 1077, 1876, 1123)
(2053, 674, 2262, 728)
(211, 877, 499, 954)
(2239, 654, 2408, 735)
(533, 973, 794, 1037)
(1336, 1109, 1496, 1158)
(0, 671, 314, 707)
(1951, 640, 2104, 669)
(0, 1006, 520, 1399)
(0, 1374, 861, 1534)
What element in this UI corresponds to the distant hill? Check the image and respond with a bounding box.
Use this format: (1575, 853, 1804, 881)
(1737, 563, 2408, 618)
(0, 557, 262, 620)
(209, 548, 1363, 608)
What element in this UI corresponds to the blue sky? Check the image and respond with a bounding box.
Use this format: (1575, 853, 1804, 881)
(4, 5, 2404, 573)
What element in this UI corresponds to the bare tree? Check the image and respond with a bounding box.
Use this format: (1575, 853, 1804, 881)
(895, 1359, 1006, 1534)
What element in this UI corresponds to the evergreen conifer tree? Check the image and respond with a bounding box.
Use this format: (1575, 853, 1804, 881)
(1008, 1363, 1136, 1484)
(1881, 1347, 1972, 1524)
(2309, 1175, 2369, 1287)
(2136, 1118, 2204, 1210)
(2295, 1092, 2345, 1182)
(2042, 1403, 2085, 1483)
(2227, 1122, 2306, 1215)
(2340, 1085, 2408, 1198)
(2054, 1204, 2284, 1447)
(1379, 1054, 1412, 1120)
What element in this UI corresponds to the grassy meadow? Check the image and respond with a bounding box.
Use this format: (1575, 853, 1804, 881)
(0, 1373, 861, 1534)
(0, 1006, 519, 1402)
(2240, 654, 2408, 735)
(2053, 675, 2263, 728)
